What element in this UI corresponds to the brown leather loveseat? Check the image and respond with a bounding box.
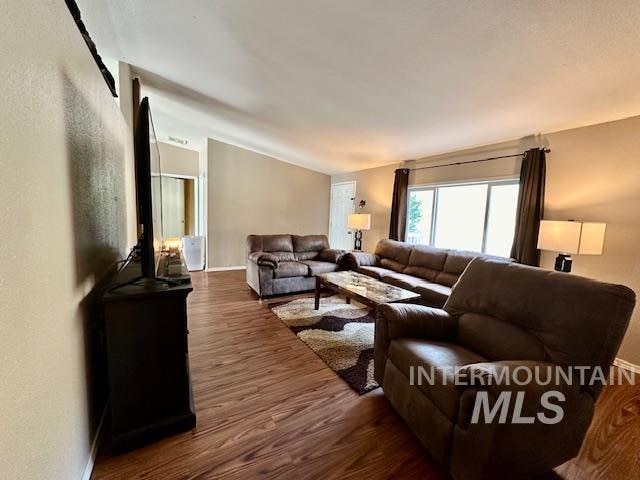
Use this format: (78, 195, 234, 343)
(246, 234, 344, 297)
(376, 258, 635, 479)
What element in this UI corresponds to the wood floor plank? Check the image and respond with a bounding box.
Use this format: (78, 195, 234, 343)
(91, 270, 640, 480)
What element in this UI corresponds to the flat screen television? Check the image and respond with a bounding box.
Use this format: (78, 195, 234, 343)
(134, 97, 164, 278)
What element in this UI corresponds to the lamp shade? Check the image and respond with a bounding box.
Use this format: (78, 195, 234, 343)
(347, 213, 371, 230)
(578, 222, 606, 255)
(537, 220, 581, 254)
(538, 220, 607, 256)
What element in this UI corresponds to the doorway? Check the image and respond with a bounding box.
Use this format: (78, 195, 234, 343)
(161, 175, 197, 238)
(329, 181, 356, 250)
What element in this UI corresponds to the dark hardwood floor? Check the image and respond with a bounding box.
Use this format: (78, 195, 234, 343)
(92, 270, 640, 480)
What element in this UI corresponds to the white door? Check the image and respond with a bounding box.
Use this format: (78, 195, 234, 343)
(329, 181, 356, 250)
(161, 176, 186, 238)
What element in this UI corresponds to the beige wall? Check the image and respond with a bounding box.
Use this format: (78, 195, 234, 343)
(207, 139, 330, 267)
(331, 139, 537, 252)
(158, 141, 200, 177)
(332, 118, 640, 365)
(542, 117, 640, 365)
(408, 142, 527, 186)
(118, 61, 135, 132)
(0, 2, 136, 479)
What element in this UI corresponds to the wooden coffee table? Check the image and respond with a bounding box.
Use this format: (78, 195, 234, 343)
(314, 271, 420, 310)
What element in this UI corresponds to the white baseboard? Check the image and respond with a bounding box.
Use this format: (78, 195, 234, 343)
(614, 358, 640, 375)
(205, 266, 246, 272)
(81, 405, 107, 480)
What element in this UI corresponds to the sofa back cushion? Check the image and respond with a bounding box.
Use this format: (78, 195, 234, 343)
(456, 312, 548, 362)
(445, 258, 636, 393)
(294, 251, 318, 261)
(432, 250, 477, 286)
(246, 234, 296, 261)
(292, 235, 329, 253)
(375, 239, 413, 272)
(403, 245, 449, 282)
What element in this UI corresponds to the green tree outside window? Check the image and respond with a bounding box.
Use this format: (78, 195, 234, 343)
(408, 194, 423, 234)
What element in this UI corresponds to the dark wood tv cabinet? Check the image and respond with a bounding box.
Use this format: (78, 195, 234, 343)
(102, 261, 196, 454)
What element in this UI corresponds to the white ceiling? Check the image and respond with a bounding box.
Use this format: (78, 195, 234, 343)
(79, 0, 640, 174)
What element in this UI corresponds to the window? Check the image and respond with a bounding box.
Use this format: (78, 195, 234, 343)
(406, 180, 520, 258)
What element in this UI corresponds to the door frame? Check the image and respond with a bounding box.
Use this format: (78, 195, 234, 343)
(329, 181, 357, 250)
(160, 173, 200, 236)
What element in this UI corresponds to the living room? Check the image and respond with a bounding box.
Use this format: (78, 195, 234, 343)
(2, 2, 640, 480)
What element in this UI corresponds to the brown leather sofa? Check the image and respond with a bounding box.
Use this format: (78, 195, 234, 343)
(246, 234, 344, 297)
(343, 239, 503, 308)
(376, 258, 636, 479)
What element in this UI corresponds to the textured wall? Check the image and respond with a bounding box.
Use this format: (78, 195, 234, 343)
(0, 2, 136, 479)
(207, 138, 330, 267)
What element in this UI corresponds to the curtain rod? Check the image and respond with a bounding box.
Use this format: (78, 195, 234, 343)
(407, 148, 550, 172)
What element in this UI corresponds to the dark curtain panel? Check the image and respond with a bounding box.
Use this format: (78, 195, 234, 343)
(389, 168, 410, 241)
(510, 148, 546, 265)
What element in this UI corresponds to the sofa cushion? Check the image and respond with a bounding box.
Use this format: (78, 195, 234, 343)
(381, 272, 438, 292)
(356, 266, 396, 279)
(271, 252, 296, 262)
(300, 260, 338, 275)
(294, 251, 318, 261)
(414, 283, 453, 308)
(443, 250, 478, 274)
(273, 261, 309, 279)
(247, 234, 293, 253)
(403, 245, 449, 282)
(433, 272, 458, 288)
(388, 339, 486, 421)
(434, 250, 477, 286)
(457, 312, 548, 362)
(292, 234, 330, 252)
(380, 258, 407, 273)
(375, 239, 413, 271)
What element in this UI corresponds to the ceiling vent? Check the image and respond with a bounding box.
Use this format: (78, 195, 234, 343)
(168, 136, 188, 145)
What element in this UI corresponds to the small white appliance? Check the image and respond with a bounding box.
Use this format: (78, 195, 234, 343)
(181, 235, 205, 271)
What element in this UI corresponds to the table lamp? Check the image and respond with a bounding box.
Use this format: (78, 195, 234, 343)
(347, 213, 371, 250)
(537, 220, 606, 272)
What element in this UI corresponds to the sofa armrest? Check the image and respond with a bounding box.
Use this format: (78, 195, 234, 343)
(343, 251, 380, 269)
(247, 251, 279, 269)
(374, 303, 457, 385)
(450, 360, 593, 479)
(317, 248, 345, 263)
(377, 303, 458, 342)
(456, 360, 583, 428)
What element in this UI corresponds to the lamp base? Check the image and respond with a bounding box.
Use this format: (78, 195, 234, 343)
(554, 253, 573, 273)
(353, 230, 363, 250)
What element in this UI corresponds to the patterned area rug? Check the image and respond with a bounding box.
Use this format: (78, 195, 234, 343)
(270, 295, 379, 394)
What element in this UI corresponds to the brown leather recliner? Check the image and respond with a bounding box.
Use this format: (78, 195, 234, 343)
(376, 258, 635, 479)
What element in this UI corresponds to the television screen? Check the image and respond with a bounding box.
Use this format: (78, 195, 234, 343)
(148, 110, 164, 263)
(134, 97, 164, 277)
